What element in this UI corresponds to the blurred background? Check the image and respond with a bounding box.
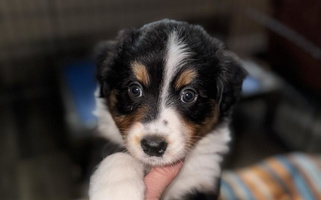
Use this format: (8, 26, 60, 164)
(1, 0, 320, 199)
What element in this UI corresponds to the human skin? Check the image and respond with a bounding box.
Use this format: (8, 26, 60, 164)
(144, 161, 184, 200)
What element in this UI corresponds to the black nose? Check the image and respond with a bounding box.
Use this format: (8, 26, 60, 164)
(141, 136, 167, 157)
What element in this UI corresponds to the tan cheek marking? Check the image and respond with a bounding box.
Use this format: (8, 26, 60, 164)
(184, 101, 219, 145)
(183, 120, 201, 145)
(108, 89, 118, 108)
(131, 62, 150, 86)
(112, 106, 147, 137)
(175, 69, 197, 90)
(128, 123, 145, 148)
(107, 89, 147, 136)
(133, 135, 141, 146)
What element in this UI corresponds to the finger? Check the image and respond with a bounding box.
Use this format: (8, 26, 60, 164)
(144, 161, 184, 200)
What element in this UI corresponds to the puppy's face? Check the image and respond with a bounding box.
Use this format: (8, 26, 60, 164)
(96, 20, 246, 166)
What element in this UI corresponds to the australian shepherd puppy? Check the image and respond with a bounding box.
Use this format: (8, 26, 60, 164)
(89, 19, 246, 200)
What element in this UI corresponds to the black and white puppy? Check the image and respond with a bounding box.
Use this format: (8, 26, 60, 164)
(89, 19, 246, 200)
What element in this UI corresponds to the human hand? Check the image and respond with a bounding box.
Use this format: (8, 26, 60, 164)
(144, 161, 184, 200)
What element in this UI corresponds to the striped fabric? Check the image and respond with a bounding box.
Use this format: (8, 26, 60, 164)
(220, 153, 321, 200)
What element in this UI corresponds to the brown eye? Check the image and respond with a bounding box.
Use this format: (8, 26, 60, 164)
(181, 88, 197, 103)
(128, 84, 143, 98)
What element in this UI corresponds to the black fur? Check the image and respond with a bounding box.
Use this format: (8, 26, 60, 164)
(95, 19, 246, 125)
(94, 19, 246, 199)
(181, 178, 221, 200)
(183, 191, 219, 200)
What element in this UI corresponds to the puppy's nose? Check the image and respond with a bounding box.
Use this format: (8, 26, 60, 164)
(141, 136, 167, 157)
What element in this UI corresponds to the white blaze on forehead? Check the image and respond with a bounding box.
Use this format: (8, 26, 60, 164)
(166, 32, 190, 72)
(160, 32, 191, 108)
(123, 32, 193, 166)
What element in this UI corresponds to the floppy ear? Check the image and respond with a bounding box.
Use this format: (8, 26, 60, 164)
(93, 29, 136, 97)
(93, 40, 117, 98)
(94, 40, 118, 70)
(217, 50, 247, 118)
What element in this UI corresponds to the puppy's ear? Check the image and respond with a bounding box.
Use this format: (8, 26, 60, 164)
(94, 29, 136, 68)
(94, 29, 136, 97)
(93, 40, 117, 97)
(217, 50, 247, 118)
(93, 40, 118, 69)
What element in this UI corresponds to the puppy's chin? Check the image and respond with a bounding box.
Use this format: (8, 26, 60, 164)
(134, 153, 185, 167)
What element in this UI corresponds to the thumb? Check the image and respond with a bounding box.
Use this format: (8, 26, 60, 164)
(144, 161, 184, 200)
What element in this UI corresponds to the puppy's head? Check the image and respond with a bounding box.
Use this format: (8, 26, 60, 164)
(95, 20, 246, 166)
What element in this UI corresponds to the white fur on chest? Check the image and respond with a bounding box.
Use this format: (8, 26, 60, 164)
(162, 126, 230, 200)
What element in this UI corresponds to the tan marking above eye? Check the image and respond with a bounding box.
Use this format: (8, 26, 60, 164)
(131, 62, 150, 86)
(175, 69, 197, 90)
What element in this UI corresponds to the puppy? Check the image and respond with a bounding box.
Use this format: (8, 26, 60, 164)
(89, 19, 246, 200)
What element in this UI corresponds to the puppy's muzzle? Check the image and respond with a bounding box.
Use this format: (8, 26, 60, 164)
(141, 135, 167, 157)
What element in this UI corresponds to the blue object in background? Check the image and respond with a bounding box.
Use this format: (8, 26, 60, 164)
(63, 60, 97, 127)
(242, 75, 262, 96)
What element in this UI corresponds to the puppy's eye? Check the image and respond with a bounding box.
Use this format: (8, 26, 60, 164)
(128, 84, 143, 98)
(181, 88, 198, 103)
